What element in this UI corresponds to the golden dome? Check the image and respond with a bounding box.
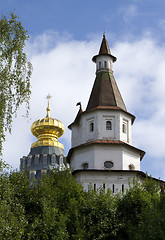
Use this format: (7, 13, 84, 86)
(31, 100, 65, 149)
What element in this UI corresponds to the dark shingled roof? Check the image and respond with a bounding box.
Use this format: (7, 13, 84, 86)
(99, 34, 111, 55)
(86, 71, 127, 112)
(92, 34, 117, 63)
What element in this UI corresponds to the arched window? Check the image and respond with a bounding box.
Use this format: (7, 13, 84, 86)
(90, 122, 94, 132)
(106, 121, 112, 130)
(98, 61, 101, 69)
(104, 61, 107, 69)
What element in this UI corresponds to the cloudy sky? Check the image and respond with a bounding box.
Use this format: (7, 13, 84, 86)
(1, 0, 165, 180)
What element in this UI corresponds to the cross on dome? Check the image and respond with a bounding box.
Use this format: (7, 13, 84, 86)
(46, 94, 52, 117)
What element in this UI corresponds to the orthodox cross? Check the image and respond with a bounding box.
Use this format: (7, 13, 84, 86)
(46, 94, 52, 117)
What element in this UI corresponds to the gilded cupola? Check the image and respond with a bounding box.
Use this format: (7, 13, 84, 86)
(31, 95, 65, 150)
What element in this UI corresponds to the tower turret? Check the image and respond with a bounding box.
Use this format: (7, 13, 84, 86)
(68, 35, 145, 192)
(92, 33, 116, 73)
(86, 34, 127, 112)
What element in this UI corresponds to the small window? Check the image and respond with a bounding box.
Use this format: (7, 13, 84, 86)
(110, 61, 112, 70)
(94, 184, 96, 191)
(106, 121, 112, 130)
(129, 164, 135, 170)
(82, 162, 88, 170)
(112, 184, 115, 193)
(104, 61, 107, 68)
(103, 183, 105, 189)
(104, 161, 113, 169)
(99, 62, 101, 69)
(122, 184, 124, 193)
(90, 122, 94, 132)
(122, 123, 126, 133)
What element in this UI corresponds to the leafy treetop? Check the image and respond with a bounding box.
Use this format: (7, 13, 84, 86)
(0, 11, 32, 156)
(0, 169, 164, 240)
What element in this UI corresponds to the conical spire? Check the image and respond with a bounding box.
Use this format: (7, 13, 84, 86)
(86, 35, 126, 111)
(68, 34, 135, 130)
(86, 71, 127, 111)
(99, 33, 111, 55)
(92, 34, 116, 63)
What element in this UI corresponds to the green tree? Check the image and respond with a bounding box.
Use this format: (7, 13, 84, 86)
(0, 172, 28, 239)
(117, 178, 165, 240)
(0, 11, 32, 155)
(0, 169, 165, 239)
(78, 188, 119, 240)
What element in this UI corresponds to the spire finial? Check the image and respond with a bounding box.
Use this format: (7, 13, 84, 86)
(103, 31, 105, 38)
(46, 94, 52, 117)
(76, 102, 82, 109)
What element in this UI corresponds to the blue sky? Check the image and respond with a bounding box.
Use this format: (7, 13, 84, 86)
(1, 0, 165, 180)
(2, 0, 165, 41)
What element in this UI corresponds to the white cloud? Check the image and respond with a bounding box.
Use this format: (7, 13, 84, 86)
(2, 32, 165, 180)
(3, 33, 99, 169)
(113, 38, 165, 179)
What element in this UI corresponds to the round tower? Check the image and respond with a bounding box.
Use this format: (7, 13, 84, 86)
(68, 35, 145, 192)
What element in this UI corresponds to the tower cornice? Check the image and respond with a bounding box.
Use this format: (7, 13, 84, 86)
(67, 139, 145, 163)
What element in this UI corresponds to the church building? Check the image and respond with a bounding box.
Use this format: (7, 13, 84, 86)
(20, 34, 164, 192)
(67, 34, 146, 192)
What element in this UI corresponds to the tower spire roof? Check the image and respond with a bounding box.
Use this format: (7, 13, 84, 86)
(86, 35, 126, 112)
(68, 35, 135, 130)
(86, 71, 127, 111)
(92, 34, 117, 63)
(99, 33, 111, 55)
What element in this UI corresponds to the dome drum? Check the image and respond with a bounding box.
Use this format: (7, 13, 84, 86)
(20, 152, 66, 171)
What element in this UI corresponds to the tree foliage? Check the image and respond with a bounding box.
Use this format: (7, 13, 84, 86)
(0, 170, 165, 239)
(0, 11, 32, 155)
